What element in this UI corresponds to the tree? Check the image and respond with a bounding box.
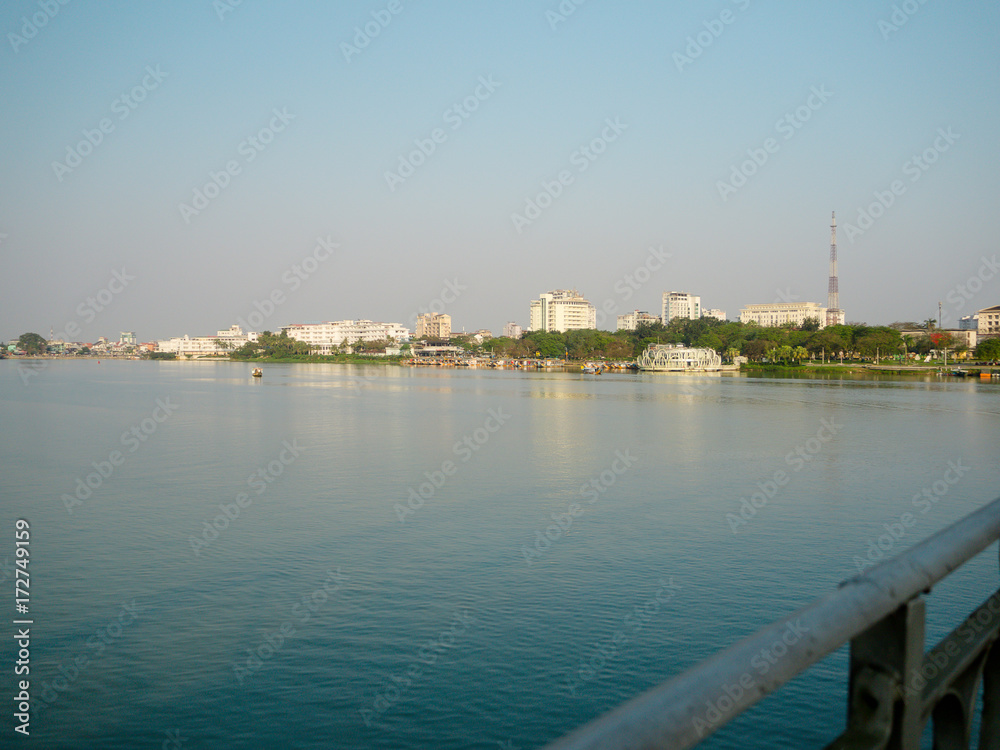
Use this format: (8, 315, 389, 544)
(854, 327, 903, 359)
(231, 331, 310, 359)
(743, 340, 768, 361)
(799, 317, 821, 332)
(974, 338, 1000, 361)
(17, 332, 47, 355)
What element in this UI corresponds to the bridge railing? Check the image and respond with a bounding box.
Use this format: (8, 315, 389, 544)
(542, 496, 1000, 750)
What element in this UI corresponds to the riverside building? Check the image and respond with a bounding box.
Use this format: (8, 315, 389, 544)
(529, 289, 597, 332)
(415, 313, 451, 340)
(662, 292, 701, 323)
(156, 325, 258, 356)
(616, 310, 661, 331)
(739, 302, 829, 328)
(281, 320, 409, 354)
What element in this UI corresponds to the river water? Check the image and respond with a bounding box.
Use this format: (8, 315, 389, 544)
(1, 360, 998, 749)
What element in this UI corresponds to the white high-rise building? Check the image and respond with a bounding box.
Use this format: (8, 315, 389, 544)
(282, 320, 409, 354)
(502, 322, 523, 339)
(739, 303, 828, 328)
(616, 310, 661, 331)
(662, 292, 701, 323)
(529, 289, 596, 332)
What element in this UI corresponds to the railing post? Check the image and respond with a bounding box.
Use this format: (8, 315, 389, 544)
(846, 597, 926, 749)
(980, 642, 1000, 750)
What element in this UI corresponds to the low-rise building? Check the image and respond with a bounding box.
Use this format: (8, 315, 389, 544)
(702, 308, 727, 322)
(502, 322, 523, 339)
(977, 305, 1000, 339)
(157, 325, 258, 356)
(282, 320, 409, 354)
(740, 302, 829, 329)
(616, 310, 661, 331)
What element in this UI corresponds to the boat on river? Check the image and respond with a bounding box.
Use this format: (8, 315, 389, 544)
(251, 368, 262, 378)
(637, 344, 736, 373)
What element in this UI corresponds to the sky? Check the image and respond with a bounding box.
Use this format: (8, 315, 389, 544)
(1, 0, 998, 342)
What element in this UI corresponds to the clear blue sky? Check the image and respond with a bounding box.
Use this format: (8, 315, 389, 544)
(1, 0, 998, 341)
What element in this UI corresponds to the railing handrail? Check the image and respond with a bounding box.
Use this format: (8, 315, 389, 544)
(543, 495, 1000, 750)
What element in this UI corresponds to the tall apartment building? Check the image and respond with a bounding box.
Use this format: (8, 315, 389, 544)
(415, 313, 452, 340)
(502, 322, 523, 339)
(739, 302, 828, 328)
(529, 289, 597, 332)
(662, 292, 701, 323)
(282, 320, 409, 354)
(616, 310, 661, 331)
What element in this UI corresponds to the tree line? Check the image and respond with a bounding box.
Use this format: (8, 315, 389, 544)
(481, 318, 999, 362)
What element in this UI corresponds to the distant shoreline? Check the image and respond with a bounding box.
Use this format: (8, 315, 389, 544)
(6, 356, 998, 381)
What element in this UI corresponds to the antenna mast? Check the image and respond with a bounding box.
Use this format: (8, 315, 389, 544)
(826, 211, 844, 326)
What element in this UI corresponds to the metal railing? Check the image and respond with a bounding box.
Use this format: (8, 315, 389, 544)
(543, 496, 1000, 750)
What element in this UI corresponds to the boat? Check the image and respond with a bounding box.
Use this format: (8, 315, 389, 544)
(582, 363, 603, 374)
(251, 368, 263, 378)
(637, 344, 736, 373)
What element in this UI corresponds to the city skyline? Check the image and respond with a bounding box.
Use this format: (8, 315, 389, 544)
(2, 3, 998, 341)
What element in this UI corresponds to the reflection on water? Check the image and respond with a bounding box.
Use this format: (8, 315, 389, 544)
(0, 360, 997, 750)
